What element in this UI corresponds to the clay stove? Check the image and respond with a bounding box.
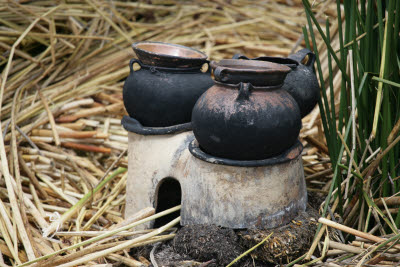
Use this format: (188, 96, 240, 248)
(123, 115, 307, 229)
(122, 42, 315, 230)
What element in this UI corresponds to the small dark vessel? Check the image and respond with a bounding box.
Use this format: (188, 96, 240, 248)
(233, 49, 320, 118)
(191, 59, 302, 160)
(123, 42, 213, 127)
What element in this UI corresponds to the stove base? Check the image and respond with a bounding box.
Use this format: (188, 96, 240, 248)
(125, 131, 307, 229)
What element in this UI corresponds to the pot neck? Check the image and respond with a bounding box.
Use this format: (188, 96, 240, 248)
(136, 59, 207, 73)
(232, 54, 299, 69)
(214, 80, 283, 90)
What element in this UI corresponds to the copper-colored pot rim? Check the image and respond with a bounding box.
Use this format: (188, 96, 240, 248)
(132, 41, 207, 60)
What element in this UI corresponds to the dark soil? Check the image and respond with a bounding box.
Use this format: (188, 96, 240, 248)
(132, 194, 320, 267)
(173, 225, 248, 266)
(157, 205, 318, 267)
(238, 207, 319, 265)
(307, 191, 325, 211)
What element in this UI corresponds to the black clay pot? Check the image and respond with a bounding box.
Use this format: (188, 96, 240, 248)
(123, 58, 213, 127)
(233, 48, 320, 118)
(191, 59, 302, 160)
(123, 42, 213, 127)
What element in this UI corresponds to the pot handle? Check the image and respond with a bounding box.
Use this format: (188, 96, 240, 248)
(209, 60, 217, 70)
(232, 54, 250, 60)
(288, 48, 316, 68)
(129, 58, 141, 73)
(212, 64, 229, 82)
(237, 82, 251, 101)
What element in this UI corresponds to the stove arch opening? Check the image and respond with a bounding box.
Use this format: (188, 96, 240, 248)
(153, 177, 181, 228)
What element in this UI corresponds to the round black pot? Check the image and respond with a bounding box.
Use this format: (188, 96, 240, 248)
(233, 48, 320, 118)
(191, 59, 302, 160)
(123, 58, 213, 127)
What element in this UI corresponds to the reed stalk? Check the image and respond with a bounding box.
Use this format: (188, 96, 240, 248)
(297, 0, 400, 264)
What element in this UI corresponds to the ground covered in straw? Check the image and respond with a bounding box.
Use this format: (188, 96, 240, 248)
(0, 1, 377, 266)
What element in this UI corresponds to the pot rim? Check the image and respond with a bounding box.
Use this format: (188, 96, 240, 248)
(233, 54, 298, 69)
(121, 115, 192, 135)
(210, 59, 291, 74)
(132, 41, 208, 61)
(252, 56, 298, 69)
(189, 139, 303, 166)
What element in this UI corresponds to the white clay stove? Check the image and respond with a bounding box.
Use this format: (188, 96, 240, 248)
(122, 116, 307, 229)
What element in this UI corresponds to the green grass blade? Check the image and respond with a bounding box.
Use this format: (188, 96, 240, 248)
(302, 0, 350, 84)
(304, 7, 333, 157)
(326, 19, 338, 158)
(226, 233, 273, 267)
(371, 0, 396, 138)
(372, 77, 400, 88)
(336, 0, 348, 134)
(363, 191, 398, 233)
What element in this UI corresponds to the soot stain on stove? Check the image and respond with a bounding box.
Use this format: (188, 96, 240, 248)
(172, 134, 195, 167)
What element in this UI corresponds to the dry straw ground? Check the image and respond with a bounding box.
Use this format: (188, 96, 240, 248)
(0, 1, 343, 266)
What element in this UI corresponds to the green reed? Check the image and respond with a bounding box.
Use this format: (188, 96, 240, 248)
(303, 0, 400, 231)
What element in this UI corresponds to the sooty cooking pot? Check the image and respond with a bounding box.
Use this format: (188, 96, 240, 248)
(191, 59, 302, 160)
(123, 42, 213, 127)
(233, 48, 320, 118)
